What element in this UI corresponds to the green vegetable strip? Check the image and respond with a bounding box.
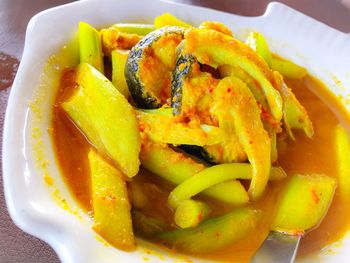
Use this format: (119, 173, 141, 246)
(212, 76, 271, 200)
(270, 59, 307, 79)
(335, 125, 350, 198)
(174, 200, 211, 228)
(277, 74, 314, 139)
(184, 28, 283, 121)
(62, 63, 141, 177)
(141, 142, 286, 205)
(157, 207, 261, 253)
(79, 22, 104, 73)
(272, 174, 336, 234)
(89, 150, 134, 250)
(246, 32, 272, 65)
(112, 23, 155, 35)
(111, 49, 130, 98)
(168, 163, 284, 208)
(246, 31, 307, 79)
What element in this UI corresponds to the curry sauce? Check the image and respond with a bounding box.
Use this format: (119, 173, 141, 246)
(52, 68, 350, 261)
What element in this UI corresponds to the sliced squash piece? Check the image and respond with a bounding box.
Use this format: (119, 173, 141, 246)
(62, 63, 141, 177)
(157, 207, 261, 253)
(112, 23, 155, 35)
(213, 76, 271, 200)
(274, 72, 314, 139)
(183, 28, 283, 121)
(79, 22, 104, 73)
(246, 31, 307, 78)
(335, 125, 350, 197)
(89, 150, 134, 250)
(272, 174, 337, 234)
(111, 49, 130, 98)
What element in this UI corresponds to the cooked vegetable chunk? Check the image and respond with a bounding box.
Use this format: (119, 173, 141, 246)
(246, 32, 307, 79)
(272, 174, 337, 234)
(62, 63, 141, 177)
(158, 207, 261, 253)
(212, 76, 271, 200)
(111, 49, 130, 98)
(154, 13, 191, 28)
(183, 28, 283, 121)
(245, 32, 272, 65)
(89, 150, 134, 250)
(174, 200, 211, 228)
(79, 22, 104, 73)
(168, 163, 287, 208)
(275, 72, 314, 139)
(270, 59, 307, 79)
(335, 125, 350, 197)
(112, 23, 155, 35)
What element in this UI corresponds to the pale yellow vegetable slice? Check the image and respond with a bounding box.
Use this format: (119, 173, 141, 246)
(272, 174, 337, 234)
(158, 207, 261, 253)
(62, 63, 141, 177)
(213, 76, 271, 200)
(275, 72, 314, 140)
(335, 125, 350, 197)
(79, 22, 104, 73)
(88, 150, 134, 251)
(111, 49, 130, 98)
(246, 31, 307, 79)
(184, 28, 283, 121)
(174, 200, 211, 228)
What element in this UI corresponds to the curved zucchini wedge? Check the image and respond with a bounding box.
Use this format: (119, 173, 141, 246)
(274, 72, 314, 139)
(79, 22, 104, 73)
(62, 63, 141, 177)
(112, 23, 155, 35)
(89, 150, 134, 251)
(183, 28, 283, 121)
(212, 76, 271, 200)
(272, 174, 336, 234)
(125, 26, 185, 108)
(157, 207, 261, 254)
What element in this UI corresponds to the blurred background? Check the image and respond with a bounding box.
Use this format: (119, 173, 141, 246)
(0, 0, 349, 262)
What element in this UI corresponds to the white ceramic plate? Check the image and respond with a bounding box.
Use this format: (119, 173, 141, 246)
(3, 0, 350, 262)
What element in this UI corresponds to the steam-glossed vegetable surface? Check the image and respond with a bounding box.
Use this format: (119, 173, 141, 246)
(52, 13, 350, 262)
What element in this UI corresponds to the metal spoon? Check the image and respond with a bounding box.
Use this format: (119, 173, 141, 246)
(251, 231, 301, 263)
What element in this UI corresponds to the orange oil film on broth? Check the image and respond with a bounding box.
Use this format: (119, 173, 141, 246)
(52, 68, 350, 262)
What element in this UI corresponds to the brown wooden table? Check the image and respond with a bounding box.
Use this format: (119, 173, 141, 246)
(0, 0, 349, 262)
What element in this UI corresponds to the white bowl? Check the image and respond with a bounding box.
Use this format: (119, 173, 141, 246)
(3, 0, 350, 262)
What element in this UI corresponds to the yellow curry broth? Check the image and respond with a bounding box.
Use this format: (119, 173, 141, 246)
(52, 70, 350, 261)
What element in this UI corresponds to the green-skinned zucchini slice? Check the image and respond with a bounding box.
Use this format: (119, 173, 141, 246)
(125, 26, 185, 108)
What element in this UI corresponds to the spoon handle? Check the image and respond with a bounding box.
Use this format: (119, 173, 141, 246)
(251, 231, 301, 263)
